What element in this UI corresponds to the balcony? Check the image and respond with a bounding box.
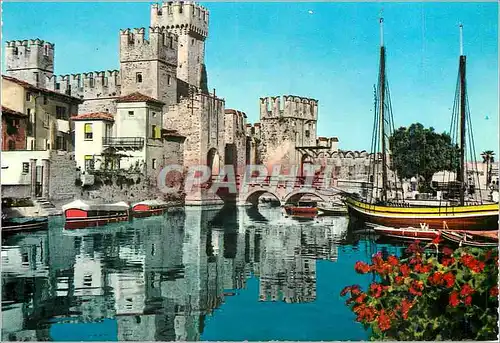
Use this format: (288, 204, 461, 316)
(102, 137, 144, 150)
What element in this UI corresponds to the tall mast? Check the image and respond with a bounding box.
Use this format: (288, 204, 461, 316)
(458, 24, 466, 206)
(379, 17, 388, 202)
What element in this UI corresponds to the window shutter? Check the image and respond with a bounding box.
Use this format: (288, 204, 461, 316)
(84, 123, 92, 133)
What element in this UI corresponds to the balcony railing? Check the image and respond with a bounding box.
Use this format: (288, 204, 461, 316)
(102, 137, 144, 149)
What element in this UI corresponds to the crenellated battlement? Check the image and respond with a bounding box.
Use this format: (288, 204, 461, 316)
(259, 95, 318, 120)
(120, 27, 178, 66)
(45, 70, 121, 99)
(151, 1, 209, 39)
(5, 39, 55, 87)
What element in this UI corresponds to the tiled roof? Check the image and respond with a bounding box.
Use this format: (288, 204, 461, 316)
(1, 106, 27, 118)
(115, 92, 165, 105)
(2, 75, 83, 104)
(71, 112, 114, 122)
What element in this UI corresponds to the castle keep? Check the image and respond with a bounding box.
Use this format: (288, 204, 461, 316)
(3, 1, 371, 205)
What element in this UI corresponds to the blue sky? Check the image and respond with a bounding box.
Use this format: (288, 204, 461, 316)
(2, 1, 498, 158)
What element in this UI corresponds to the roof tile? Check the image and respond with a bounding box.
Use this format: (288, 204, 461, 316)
(116, 92, 165, 105)
(71, 112, 114, 122)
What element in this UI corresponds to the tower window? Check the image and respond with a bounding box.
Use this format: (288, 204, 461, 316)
(56, 83, 60, 90)
(169, 36, 173, 49)
(26, 92, 31, 102)
(128, 111, 134, 116)
(43, 96, 48, 105)
(136, 72, 142, 83)
(151, 125, 157, 138)
(167, 75, 172, 85)
(44, 45, 49, 56)
(191, 39, 194, 46)
(152, 158, 157, 169)
(13, 47, 18, 55)
(305, 130, 310, 138)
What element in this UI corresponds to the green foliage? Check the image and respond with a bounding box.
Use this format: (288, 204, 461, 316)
(481, 150, 496, 185)
(389, 123, 460, 188)
(342, 242, 499, 341)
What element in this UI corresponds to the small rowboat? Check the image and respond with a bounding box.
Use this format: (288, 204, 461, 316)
(441, 230, 498, 247)
(62, 200, 131, 229)
(284, 201, 318, 216)
(371, 223, 440, 241)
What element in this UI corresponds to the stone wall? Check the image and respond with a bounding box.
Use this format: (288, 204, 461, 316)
(165, 90, 225, 168)
(48, 151, 79, 201)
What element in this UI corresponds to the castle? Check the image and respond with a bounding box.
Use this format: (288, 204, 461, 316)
(2, 1, 373, 205)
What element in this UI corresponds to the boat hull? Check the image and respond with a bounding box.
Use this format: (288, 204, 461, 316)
(345, 197, 499, 231)
(373, 226, 439, 241)
(64, 209, 130, 229)
(131, 207, 168, 218)
(284, 206, 318, 216)
(318, 206, 348, 216)
(2, 219, 49, 233)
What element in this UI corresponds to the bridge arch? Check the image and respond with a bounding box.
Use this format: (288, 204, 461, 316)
(244, 189, 281, 206)
(283, 189, 328, 204)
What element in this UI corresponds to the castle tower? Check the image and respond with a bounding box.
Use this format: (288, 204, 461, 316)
(4, 39, 54, 87)
(151, 1, 209, 91)
(119, 27, 178, 108)
(258, 95, 319, 167)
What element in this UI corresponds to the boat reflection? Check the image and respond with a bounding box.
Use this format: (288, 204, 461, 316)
(1, 206, 351, 341)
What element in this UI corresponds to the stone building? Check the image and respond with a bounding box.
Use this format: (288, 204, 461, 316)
(2, 106, 28, 150)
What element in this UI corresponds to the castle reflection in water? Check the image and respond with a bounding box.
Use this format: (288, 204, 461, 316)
(1, 206, 352, 341)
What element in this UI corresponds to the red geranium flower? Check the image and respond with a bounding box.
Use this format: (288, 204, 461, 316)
(442, 256, 455, 267)
(354, 261, 371, 274)
(355, 293, 367, 304)
(449, 291, 460, 307)
(489, 286, 498, 298)
(409, 280, 424, 296)
(401, 298, 415, 320)
(460, 283, 475, 297)
(377, 309, 392, 331)
(442, 272, 455, 288)
(428, 272, 443, 286)
(464, 295, 473, 306)
(399, 264, 410, 277)
(395, 276, 404, 285)
(387, 255, 399, 266)
(369, 283, 384, 298)
(414, 263, 432, 273)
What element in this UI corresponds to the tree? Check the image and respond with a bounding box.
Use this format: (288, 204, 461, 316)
(389, 123, 459, 192)
(481, 150, 495, 185)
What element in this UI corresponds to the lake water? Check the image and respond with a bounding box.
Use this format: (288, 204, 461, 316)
(1, 206, 406, 341)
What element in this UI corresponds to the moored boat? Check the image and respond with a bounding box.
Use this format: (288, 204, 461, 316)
(131, 199, 170, 218)
(62, 199, 131, 229)
(441, 230, 498, 247)
(318, 204, 348, 216)
(371, 223, 440, 241)
(343, 20, 499, 231)
(284, 201, 318, 216)
(1, 216, 49, 234)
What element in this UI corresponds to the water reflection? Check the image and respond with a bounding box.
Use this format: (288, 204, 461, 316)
(2, 206, 374, 341)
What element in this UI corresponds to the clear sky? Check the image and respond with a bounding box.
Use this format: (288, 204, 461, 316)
(2, 1, 498, 159)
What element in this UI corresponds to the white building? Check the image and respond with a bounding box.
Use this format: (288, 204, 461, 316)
(72, 92, 166, 177)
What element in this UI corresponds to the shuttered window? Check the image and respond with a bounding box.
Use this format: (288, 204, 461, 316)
(84, 123, 93, 140)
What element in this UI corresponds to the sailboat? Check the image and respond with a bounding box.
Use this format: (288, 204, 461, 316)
(343, 20, 499, 232)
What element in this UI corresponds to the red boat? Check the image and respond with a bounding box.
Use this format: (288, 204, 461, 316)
(131, 200, 170, 218)
(371, 223, 440, 241)
(62, 200, 131, 229)
(284, 201, 318, 216)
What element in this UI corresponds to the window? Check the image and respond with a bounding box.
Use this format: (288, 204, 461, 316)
(44, 45, 49, 56)
(56, 106, 67, 120)
(152, 158, 157, 169)
(13, 47, 18, 55)
(22, 163, 29, 174)
(191, 39, 194, 46)
(26, 92, 31, 102)
(128, 111, 134, 116)
(89, 77, 95, 88)
(56, 136, 66, 150)
(34, 73, 39, 83)
(305, 130, 310, 138)
(151, 125, 157, 138)
(152, 112, 157, 118)
(8, 140, 16, 150)
(334, 166, 341, 177)
(168, 36, 173, 49)
(43, 96, 47, 105)
(167, 75, 172, 85)
(84, 155, 95, 171)
(136, 72, 143, 83)
(12, 119, 19, 127)
(84, 123, 93, 140)
(55, 83, 60, 90)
